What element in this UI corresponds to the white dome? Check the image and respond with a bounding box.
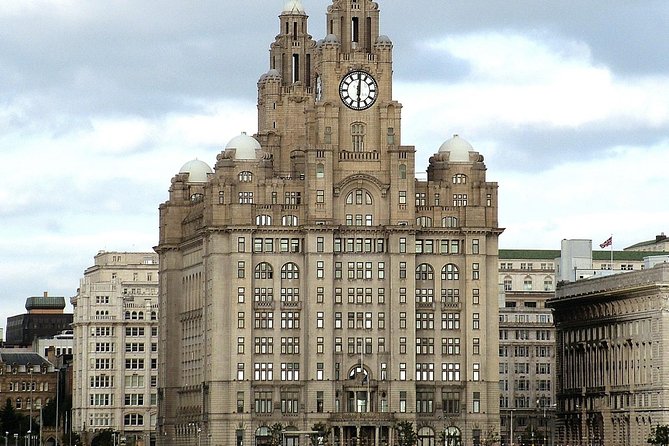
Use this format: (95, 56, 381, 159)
(282, 0, 305, 14)
(226, 133, 261, 161)
(438, 134, 474, 162)
(323, 33, 340, 44)
(376, 35, 392, 45)
(179, 159, 213, 183)
(266, 68, 281, 80)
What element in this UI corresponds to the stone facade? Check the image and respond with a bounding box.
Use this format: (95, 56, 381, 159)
(70, 251, 159, 446)
(156, 1, 502, 446)
(547, 263, 669, 446)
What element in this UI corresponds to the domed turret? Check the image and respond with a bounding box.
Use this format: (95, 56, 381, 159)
(226, 133, 261, 161)
(376, 35, 393, 45)
(323, 34, 340, 44)
(438, 134, 474, 162)
(282, 0, 305, 14)
(179, 159, 213, 183)
(265, 69, 281, 80)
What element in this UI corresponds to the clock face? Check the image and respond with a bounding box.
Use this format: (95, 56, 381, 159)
(339, 70, 378, 110)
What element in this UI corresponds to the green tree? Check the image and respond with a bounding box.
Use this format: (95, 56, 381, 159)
(269, 423, 285, 446)
(648, 425, 669, 446)
(0, 398, 30, 435)
(396, 421, 417, 446)
(91, 429, 114, 446)
(482, 426, 501, 446)
(310, 422, 331, 446)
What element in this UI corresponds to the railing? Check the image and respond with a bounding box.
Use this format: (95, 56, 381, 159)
(339, 151, 380, 161)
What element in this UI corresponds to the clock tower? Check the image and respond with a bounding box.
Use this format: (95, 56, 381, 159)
(257, 0, 410, 227)
(157, 1, 502, 445)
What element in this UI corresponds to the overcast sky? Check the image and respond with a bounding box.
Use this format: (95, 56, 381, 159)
(1, 0, 668, 330)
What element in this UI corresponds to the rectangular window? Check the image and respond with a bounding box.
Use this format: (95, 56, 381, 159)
(317, 237, 324, 252)
(237, 363, 244, 380)
(472, 263, 480, 280)
(237, 237, 246, 253)
(400, 391, 407, 413)
(473, 392, 481, 413)
(472, 239, 480, 254)
(443, 391, 460, 414)
(237, 261, 245, 278)
(317, 260, 324, 279)
(317, 190, 325, 203)
(399, 191, 407, 205)
(399, 238, 406, 253)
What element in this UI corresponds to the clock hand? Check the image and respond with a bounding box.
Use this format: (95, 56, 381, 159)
(357, 79, 362, 105)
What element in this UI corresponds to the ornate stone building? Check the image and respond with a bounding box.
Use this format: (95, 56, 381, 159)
(156, 1, 502, 445)
(0, 352, 57, 423)
(71, 251, 159, 446)
(547, 262, 669, 446)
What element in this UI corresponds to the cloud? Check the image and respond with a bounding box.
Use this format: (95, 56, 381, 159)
(398, 31, 669, 174)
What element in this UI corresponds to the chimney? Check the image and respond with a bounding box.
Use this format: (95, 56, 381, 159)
(657, 233, 667, 243)
(43, 291, 48, 298)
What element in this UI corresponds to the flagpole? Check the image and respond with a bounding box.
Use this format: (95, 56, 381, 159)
(610, 234, 614, 268)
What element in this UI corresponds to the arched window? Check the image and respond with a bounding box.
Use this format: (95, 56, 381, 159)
(452, 174, 467, 184)
(124, 311, 131, 320)
(255, 426, 272, 446)
(442, 216, 459, 228)
(416, 216, 432, 227)
(281, 263, 300, 280)
(346, 189, 373, 205)
(443, 426, 462, 446)
(238, 171, 253, 182)
(415, 264, 434, 281)
(316, 164, 325, 178)
(151, 311, 157, 321)
(255, 263, 274, 280)
(417, 427, 435, 446)
(441, 264, 460, 281)
(544, 276, 553, 291)
(399, 164, 407, 179)
(15, 398, 21, 409)
(256, 215, 272, 226)
(282, 215, 299, 226)
(351, 122, 366, 151)
(523, 276, 533, 291)
(138, 311, 144, 320)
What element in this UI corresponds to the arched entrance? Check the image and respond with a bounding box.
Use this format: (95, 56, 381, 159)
(418, 427, 435, 446)
(444, 426, 462, 446)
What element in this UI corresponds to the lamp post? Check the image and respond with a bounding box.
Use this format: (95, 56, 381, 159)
(29, 367, 33, 446)
(4, 432, 8, 446)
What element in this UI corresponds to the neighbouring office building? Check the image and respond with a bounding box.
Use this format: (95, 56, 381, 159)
(70, 251, 159, 446)
(5, 292, 73, 347)
(547, 259, 669, 446)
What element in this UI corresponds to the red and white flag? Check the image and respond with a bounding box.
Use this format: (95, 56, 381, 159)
(599, 236, 613, 249)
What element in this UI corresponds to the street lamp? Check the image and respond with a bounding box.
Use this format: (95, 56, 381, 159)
(28, 366, 33, 446)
